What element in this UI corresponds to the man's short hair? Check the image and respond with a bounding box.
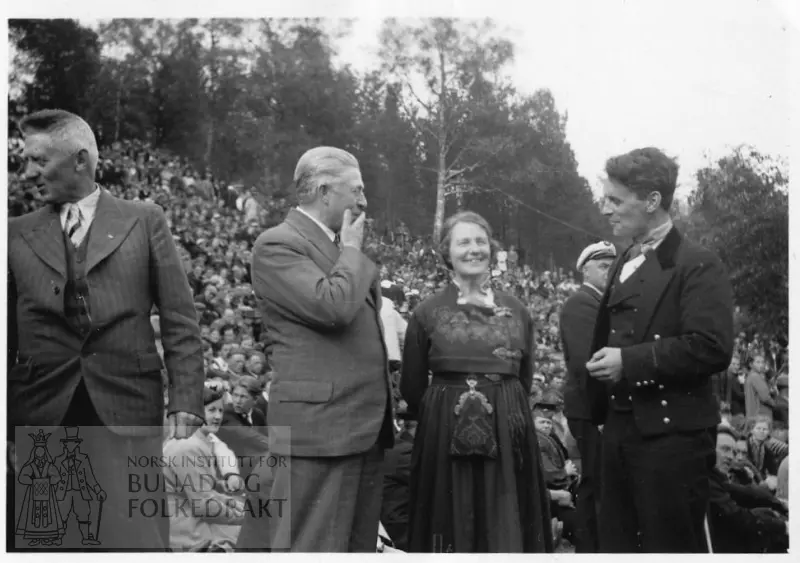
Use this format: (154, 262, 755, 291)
(605, 147, 678, 211)
(294, 147, 359, 205)
(717, 424, 740, 441)
(19, 109, 99, 171)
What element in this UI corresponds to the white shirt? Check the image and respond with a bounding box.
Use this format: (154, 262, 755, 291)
(619, 218, 673, 283)
(295, 207, 336, 242)
(60, 186, 102, 246)
(380, 296, 408, 362)
(496, 250, 508, 272)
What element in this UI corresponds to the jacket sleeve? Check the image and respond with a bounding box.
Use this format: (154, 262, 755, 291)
(559, 292, 597, 390)
(251, 237, 377, 332)
(537, 435, 570, 490)
(622, 251, 734, 387)
(148, 205, 205, 419)
(400, 310, 430, 416)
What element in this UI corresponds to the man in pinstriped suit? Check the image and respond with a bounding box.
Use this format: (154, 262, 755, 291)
(7, 109, 205, 551)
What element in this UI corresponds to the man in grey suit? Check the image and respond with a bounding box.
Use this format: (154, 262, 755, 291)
(559, 240, 616, 553)
(7, 109, 204, 550)
(242, 146, 394, 552)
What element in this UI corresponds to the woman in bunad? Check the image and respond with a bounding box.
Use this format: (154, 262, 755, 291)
(400, 211, 553, 553)
(163, 386, 245, 551)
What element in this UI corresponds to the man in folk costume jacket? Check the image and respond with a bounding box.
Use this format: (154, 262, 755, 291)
(238, 147, 394, 553)
(8, 110, 205, 550)
(559, 240, 616, 553)
(585, 147, 734, 553)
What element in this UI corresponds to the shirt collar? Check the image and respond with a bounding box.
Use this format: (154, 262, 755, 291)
(60, 185, 102, 228)
(636, 217, 673, 253)
(295, 207, 336, 242)
(583, 282, 604, 297)
(452, 273, 496, 308)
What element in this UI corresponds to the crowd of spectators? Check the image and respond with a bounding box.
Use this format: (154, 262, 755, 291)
(7, 136, 788, 552)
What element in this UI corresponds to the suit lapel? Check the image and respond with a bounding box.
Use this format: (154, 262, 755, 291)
(85, 190, 138, 274)
(20, 206, 67, 279)
(632, 227, 682, 338)
(591, 253, 627, 350)
(286, 208, 380, 309)
(285, 209, 340, 266)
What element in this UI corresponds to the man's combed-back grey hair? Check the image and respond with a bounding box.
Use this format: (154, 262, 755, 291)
(19, 109, 99, 171)
(294, 146, 359, 205)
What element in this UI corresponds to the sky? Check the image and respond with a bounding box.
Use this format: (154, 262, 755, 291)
(7, 0, 797, 201)
(333, 1, 794, 199)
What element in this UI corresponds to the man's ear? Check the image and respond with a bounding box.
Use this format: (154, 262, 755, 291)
(646, 191, 662, 213)
(74, 149, 91, 173)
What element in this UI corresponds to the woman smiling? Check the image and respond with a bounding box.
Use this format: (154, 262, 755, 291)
(400, 211, 553, 553)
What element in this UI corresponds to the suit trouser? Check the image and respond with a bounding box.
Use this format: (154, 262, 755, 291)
(8, 380, 168, 552)
(566, 418, 602, 553)
(237, 443, 385, 552)
(598, 410, 716, 553)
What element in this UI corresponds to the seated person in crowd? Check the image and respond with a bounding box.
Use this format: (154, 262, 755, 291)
(772, 373, 788, 426)
(163, 386, 245, 551)
(730, 432, 764, 486)
(746, 415, 788, 492)
(380, 412, 416, 552)
(776, 457, 788, 503)
(533, 405, 578, 546)
(216, 376, 269, 478)
(709, 425, 788, 553)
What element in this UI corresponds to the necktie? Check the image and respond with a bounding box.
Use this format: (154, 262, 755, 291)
(65, 204, 83, 245)
(619, 243, 648, 283)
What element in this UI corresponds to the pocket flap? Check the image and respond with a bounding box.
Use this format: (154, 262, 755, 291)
(138, 353, 165, 373)
(275, 380, 333, 404)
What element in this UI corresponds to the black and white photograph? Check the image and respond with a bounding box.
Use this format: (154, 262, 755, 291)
(3, 0, 794, 554)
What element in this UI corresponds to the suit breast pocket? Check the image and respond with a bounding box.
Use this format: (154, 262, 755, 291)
(274, 380, 333, 404)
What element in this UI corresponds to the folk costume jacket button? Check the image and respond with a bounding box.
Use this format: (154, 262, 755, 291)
(635, 381, 642, 387)
(663, 417, 670, 424)
(661, 400, 668, 407)
(611, 395, 616, 400)
(658, 384, 665, 390)
(628, 395, 632, 401)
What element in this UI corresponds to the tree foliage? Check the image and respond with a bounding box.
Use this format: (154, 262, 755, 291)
(684, 146, 788, 338)
(6, 18, 636, 271)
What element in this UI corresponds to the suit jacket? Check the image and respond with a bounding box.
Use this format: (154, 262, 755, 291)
(560, 283, 602, 420)
(251, 209, 394, 457)
(7, 189, 204, 437)
(586, 227, 734, 435)
(216, 405, 269, 477)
